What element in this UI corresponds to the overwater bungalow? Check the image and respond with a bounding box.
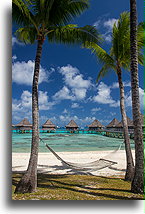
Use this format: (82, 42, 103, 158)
(88, 119, 104, 131)
(42, 119, 56, 132)
(106, 118, 120, 131)
(115, 116, 134, 133)
(15, 118, 32, 133)
(12, 124, 15, 130)
(65, 120, 79, 131)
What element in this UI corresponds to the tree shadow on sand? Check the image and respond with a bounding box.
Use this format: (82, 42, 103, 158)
(12, 173, 142, 200)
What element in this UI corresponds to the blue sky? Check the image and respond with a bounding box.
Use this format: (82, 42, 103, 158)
(12, 0, 144, 128)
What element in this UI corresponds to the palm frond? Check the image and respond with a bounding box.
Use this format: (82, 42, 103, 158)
(15, 27, 37, 44)
(96, 64, 115, 82)
(47, 24, 101, 45)
(112, 12, 130, 62)
(84, 41, 115, 65)
(83, 41, 116, 81)
(13, 0, 32, 25)
(48, 0, 89, 26)
(30, 0, 89, 27)
(30, 0, 54, 25)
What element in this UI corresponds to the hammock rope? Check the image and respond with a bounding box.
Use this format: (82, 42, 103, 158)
(39, 138, 123, 172)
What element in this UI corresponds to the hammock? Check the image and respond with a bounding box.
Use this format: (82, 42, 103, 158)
(40, 138, 122, 172)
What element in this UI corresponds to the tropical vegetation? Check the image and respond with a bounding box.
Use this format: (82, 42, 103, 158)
(12, 0, 144, 196)
(12, 0, 100, 193)
(83, 12, 144, 181)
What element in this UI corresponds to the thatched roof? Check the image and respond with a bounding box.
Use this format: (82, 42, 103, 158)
(116, 116, 133, 127)
(88, 119, 103, 128)
(15, 118, 32, 127)
(66, 120, 79, 128)
(106, 118, 120, 128)
(12, 124, 15, 130)
(42, 119, 56, 128)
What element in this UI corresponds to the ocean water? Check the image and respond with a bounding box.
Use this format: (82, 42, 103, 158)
(12, 132, 134, 153)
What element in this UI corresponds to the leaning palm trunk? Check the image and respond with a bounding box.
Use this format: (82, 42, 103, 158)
(15, 39, 43, 193)
(130, 0, 144, 194)
(117, 67, 134, 181)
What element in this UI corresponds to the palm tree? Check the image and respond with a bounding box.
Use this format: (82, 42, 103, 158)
(84, 12, 143, 181)
(130, 0, 144, 194)
(12, 0, 100, 193)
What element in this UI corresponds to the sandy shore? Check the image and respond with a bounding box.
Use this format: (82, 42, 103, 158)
(12, 150, 135, 177)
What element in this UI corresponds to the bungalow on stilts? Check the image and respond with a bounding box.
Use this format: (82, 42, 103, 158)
(65, 120, 79, 133)
(42, 119, 56, 133)
(15, 118, 32, 133)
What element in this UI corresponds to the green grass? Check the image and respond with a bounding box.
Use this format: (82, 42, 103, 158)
(12, 173, 143, 200)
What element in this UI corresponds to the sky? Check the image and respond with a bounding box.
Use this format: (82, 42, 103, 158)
(12, 0, 144, 128)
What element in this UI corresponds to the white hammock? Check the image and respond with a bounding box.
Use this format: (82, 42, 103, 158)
(40, 138, 122, 172)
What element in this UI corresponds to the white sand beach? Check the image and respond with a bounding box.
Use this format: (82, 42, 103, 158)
(12, 150, 135, 177)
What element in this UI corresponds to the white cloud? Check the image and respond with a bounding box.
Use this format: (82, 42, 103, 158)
(38, 91, 55, 110)
(12, 55, 17, 61)
(12, 96, 32, 122)
(93, 82, 143, 110)
(111, 82, 119, 89)
(91, 107, 101, 114)
(93, 82, 120, 107)
(103, 18, 118, 42)
(124, 81, 131, 87)
(58, 115, 98, 128)
(41, 114, 112, 127)
(104, 34, 112, 42)
(12, 36, 24, 46)
(125, 87, 144, 110)
(12, 98, 23, 112)
(12, 60, 49, 85)
(93, 17, 118, 43)
(59, 64, 91, 89)
(53, 86, 75, 101)
(56, 64, 91, 100)
(93, 82, 114, 104)
(103, 18, 118, 31)
(111, 81, 131, 89)
(103, 18, 118, 43)
(110, 100, 120, 107)
(59, 115, 78, 124)
(139, 88, 144, 110)
(93, 20, 101, 28)
(12, 90, 55, 122)
(72, 88, 87, 100)
(21, 90, 32, 108)
(71, 103, 80, 108)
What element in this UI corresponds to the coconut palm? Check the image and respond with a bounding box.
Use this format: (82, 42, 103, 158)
(12, 0, 100, 193)
(130, 0, 144, 194)
(84, 12, 143, 181)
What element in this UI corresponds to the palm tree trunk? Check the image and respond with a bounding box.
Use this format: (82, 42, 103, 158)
(117, 68, 134, 181)
(130, 0, 144, 194)
(14, 39, 44, 193)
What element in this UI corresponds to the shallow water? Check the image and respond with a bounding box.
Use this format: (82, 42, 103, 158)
(12, 132, 134, 153)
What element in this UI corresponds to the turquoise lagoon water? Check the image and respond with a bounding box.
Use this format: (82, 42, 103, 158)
(12, 132, 134, 153)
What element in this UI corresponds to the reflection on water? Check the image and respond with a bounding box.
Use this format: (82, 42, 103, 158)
(12, 133, 134, 153)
